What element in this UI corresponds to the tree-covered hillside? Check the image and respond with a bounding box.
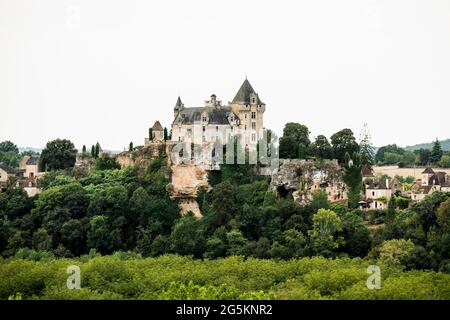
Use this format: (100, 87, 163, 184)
(405, 138, 450, 151)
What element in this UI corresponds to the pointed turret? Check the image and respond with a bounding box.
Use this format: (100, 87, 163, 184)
(174, 96, 184, 111)
(231, 78, 263, 105)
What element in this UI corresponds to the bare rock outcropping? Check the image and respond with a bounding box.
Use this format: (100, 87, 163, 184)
(167, 164, 211, 218)
(269, 159, 347, 205)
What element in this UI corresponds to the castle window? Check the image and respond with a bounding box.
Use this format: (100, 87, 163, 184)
(252, 97, 255, 104)
(203, 126, 206, 132)
(245, 125, 247, 130)
(202, 115, 207, 122)
(251, 112, 256, 119)
(216, 126, 219, 132)
(245, 114, 247, 119)
(251, 133, 256, 142)
(252, 122, 256, 130)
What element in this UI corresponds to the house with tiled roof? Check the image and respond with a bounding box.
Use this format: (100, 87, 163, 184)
(0, 162, 16, 191)
(363, 177, 402, 209)
(408, 167, 450, 201)
(19, 155, 42, 179)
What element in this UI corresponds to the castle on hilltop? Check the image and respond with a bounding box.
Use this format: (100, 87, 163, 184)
(171, 78, 266, 149)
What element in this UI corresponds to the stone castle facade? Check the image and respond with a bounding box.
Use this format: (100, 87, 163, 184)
(171, 79, 266, 149)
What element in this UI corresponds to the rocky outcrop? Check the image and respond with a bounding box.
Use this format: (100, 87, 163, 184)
(117, 144, 167, 169)
(270, 159, 347, 205)
(167, 164, 211, 218)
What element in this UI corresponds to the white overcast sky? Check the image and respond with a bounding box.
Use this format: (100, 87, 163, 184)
(1, 0, 449, 151)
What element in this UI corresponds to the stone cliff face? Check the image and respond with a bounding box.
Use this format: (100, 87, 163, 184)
(269, 159, 347, 205)
(116, 142, 211, 218)
(167, 164, 211, 218)
(117, 143, 168, 168)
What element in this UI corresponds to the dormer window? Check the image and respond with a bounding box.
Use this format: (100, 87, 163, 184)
(202, 116, 207, 122)
(252, 97, 256, 104)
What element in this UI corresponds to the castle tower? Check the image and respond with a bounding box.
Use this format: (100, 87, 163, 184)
(421, 167, 435, 186)
(152, 121, 164, 141)
(228, 78, 266, 147)
(174, 96, 184, 118)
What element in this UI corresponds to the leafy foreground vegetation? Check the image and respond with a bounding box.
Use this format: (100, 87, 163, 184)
(1, 255, 450, 300)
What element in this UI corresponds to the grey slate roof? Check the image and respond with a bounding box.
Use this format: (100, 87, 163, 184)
(152, 121, 164, 131)
(429, 172, 447, 186)
(26, 156, 39, 165)
(367, 181, 389, 190)
(174, 106, 236, 125)
(231, 79, 264, 105)
(174, 96, 183, 110)
(422, 167, 435, 174)
(0, 162, 15, 174)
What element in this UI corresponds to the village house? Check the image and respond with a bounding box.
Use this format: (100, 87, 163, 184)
(364, 177, 402, 210)
(17, 155, 43, 197)
(19, 155, 43, 179)
(408, 167, 450, 201)
(0, 162, 16, 191)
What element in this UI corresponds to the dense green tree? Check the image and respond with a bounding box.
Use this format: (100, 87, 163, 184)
(308, 209, 344, 257)
(309, 190, 329, 213)
(411, 192, 449, 233)
(358, 128, 375, 167)
(3, 231, 26, 256)
(170, 214, 204, 257)
(430, 139, 443, 164)
(204, 227, 228, 259)
(375, 144, 404, 165)
(436, 198, 450, 231)
(0, 188, 34, 220)
(226, 229, 247, 256)
(164, 127, 168, 141)
(330, 129, 359, 164)
(340, 211, 370, 257)
(94, 154, 120, 171)
(310, 135, 334, 159)
(87, 215, 121, 254)
(0, 141, 20, 168)
(439, 155, 450, 168)
(129, 142, 134, 151)
(91, 145, 95, 158)
(95, 142, 101, 158)
(279, 136, 298, 159)
(416, 148, 431, 166)
(212, 181, 238, 227)
(0, 141, 19, 153)
(31, 228, 52, 251)
(39, 139, 77, 171)
(404, 245, 434, 270)
(34, 182, 89, 220)
(0, 218, 11, 254)
(279, 123, 310, 159)
(343, 152, 363, 209)
(283, 228, 308, 258)
(149, 128, 153, 141)
(61, 219, 88, 256)
(82, 145, 87, 153)
(377, 239, 415, 268)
